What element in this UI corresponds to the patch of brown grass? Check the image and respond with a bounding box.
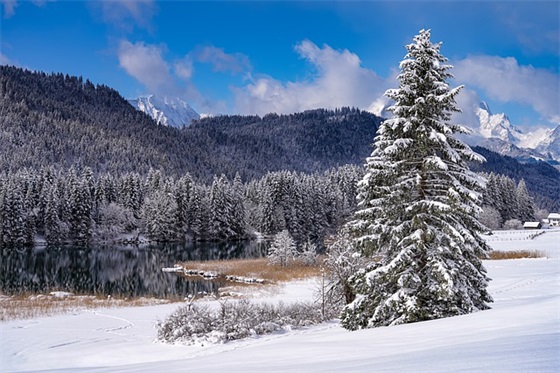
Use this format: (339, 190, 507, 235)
(0, 293, 173, 322)
(179, 257, 324, 283)
(487, 250, 545, 260)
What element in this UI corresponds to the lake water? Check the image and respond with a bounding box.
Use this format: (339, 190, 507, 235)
(0, 241, 269, 298)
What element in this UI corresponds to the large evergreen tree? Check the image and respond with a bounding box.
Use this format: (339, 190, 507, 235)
(341, 29, 492, 329)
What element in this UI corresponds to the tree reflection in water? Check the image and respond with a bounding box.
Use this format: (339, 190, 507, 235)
(0, 241, 268, 298)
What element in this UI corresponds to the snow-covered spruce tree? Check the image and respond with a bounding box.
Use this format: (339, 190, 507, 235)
(515, 179, 535, 223)
(341, 29, 492, 330)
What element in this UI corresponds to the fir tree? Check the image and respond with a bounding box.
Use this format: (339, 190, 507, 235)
(142, 189, 179, 242)
(341, 29, 492, 330)
(44, 186, 63, 245)
(515, 179, 535, 223)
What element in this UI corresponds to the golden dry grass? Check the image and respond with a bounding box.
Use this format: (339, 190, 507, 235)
(1, 258, 323, 322)
(179, 257, 324, 283)
(4, 250, 545, 322)
(487, 250, 545, 260)
(0, 293, 172, 322)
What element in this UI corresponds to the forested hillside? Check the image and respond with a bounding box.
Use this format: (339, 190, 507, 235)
(0, 66, 381, 180)
(0, 66, 188, 175)
(1, 66, 558, 211)
(471, 147, 560, 211)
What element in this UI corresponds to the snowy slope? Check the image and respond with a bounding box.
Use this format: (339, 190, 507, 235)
(128, 95, 200, 127)
(533, 125, 560, 161)
(1, 230, 559, 372)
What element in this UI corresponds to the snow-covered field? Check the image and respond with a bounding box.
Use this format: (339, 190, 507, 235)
(2, 230, 559, 372)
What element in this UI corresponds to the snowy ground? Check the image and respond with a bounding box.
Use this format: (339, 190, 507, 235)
(1, 229, 559, 372)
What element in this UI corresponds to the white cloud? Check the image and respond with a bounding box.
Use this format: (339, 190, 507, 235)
(117, 40, 173, 94)
(174, 57, 194, 80)
(194, 46, 251, 74)
(0, 52, 12, 65)
(117, 40, 228, 114)
(0, 0, 17, 18)
(454, 56, 560, 125)
(99, 0, 156, 31)
(453, 88, 483, 128)
(1, 0, 54, 18)
(234, 40, 387, 115)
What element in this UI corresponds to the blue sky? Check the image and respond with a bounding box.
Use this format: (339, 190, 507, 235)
(1, 1, 559, 130)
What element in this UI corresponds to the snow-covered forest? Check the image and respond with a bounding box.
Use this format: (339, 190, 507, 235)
(0, 165, 540, 247)
(0, 165, 362, 246)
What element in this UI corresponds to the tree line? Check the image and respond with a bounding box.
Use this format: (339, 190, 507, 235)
(478, 173, 539, 230)
(0, 165, 362, 247)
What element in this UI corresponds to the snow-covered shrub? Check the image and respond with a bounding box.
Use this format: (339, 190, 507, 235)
(503, 219, 523, 230)
(94, 202, 138, 242)
(298, 240, 318, 266)
(478, 206, 502, 231)
(157, 300, 326, 345)
(156, 303, 214, 344)
(267, 230, 298, 267)
(322, 230, 369, 307)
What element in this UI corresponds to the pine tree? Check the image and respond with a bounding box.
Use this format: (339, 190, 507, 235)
(230, 173, 247, 239)
(175, 173, 193, 236)
(0, 181, 27, 246)
(187, 186, 205, 239)
(209, 175, 234, 240)
(341, 29, 492, 330)
(497, 175, 518, 222)
(69, 177, 93, 243)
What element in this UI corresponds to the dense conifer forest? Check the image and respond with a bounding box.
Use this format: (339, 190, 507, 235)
(0, 66, 558, 246)
(0, 66, 381, 180)
(0, 165, 362, 247)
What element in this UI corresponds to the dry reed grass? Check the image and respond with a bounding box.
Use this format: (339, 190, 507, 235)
(0, 293, 172, 322)
(179, 257, 324, 283)
(4, 250, 544, 322)
(487, 250, 545, 260)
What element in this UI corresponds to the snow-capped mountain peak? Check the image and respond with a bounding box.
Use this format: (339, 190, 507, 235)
(470, 102, 559, 163)
(478, 101, 492, 114)
(128, 95, 200, 127)
(476, 102, 524, 143)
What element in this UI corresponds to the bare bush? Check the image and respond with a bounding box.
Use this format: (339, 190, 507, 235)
(157, 299, 326, 345)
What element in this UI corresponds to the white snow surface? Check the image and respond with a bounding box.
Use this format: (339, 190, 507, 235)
(2, 230, 559, 372)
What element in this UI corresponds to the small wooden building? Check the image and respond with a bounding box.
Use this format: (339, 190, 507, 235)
(523, 222, 542, 230)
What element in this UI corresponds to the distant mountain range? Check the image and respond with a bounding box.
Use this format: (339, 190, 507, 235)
(128, 95, 200, 127)
(466, 102, 559, 164)
(133, 95, 559, 165)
